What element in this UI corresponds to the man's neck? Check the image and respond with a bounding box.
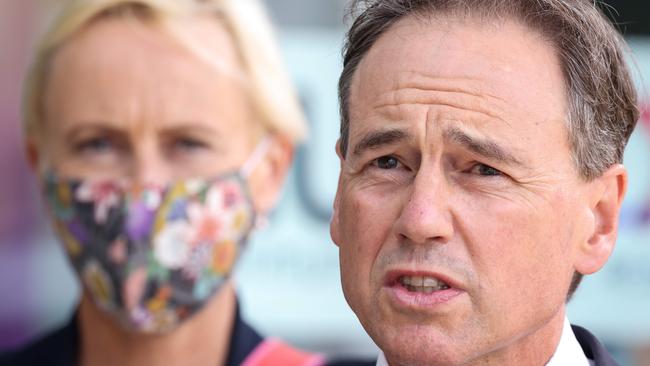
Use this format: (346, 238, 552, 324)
(477, 308, 566, 365)
(78, 282, 237, 366)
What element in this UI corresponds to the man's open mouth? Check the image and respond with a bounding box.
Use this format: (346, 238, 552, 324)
(398, 275, 451, 293)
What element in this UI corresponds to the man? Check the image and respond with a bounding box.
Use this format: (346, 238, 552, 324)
(330, 1, 638, 365)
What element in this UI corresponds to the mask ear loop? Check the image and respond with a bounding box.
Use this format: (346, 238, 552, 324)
(239, 135, 273, 230)
(239, 136, 272, 178)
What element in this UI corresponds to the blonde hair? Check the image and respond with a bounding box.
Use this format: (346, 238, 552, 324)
(24, 0, 307, 144)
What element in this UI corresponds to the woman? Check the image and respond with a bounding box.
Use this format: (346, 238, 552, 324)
(0, 0, 372, 365)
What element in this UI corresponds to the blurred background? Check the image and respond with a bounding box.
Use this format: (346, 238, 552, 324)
(0, 0, 648, 365)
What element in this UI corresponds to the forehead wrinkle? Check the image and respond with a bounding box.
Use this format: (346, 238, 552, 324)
(371, 72, 509, 127)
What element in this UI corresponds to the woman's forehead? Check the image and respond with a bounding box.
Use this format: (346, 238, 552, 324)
(54, 14, 243, 78)
(42, 15, 259, 141)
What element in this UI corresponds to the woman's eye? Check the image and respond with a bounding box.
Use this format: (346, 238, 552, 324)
(470, 163, 503, 177)
(373, 155, 400, 169)
(173, 138, 208, 152)
(76, 137, 113, 154)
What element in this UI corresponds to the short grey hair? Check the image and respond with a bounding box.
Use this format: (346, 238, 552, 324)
(338, 0, 639, 299)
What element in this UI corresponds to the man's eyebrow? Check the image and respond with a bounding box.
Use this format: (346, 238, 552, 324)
(352, 129, 410, 156)
(444, 127, 524, 166)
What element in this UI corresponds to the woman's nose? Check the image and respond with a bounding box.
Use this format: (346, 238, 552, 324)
(129, 140, 172, 186)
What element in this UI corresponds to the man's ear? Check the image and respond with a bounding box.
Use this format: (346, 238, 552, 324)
(574, 164, 627, 275)
(248, 136, 294, 214)
(335, 138, 345, 162)
(330, 139, 345, 247)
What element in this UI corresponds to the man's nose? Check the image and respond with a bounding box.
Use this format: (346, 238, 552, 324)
(394, 170, 454, 245)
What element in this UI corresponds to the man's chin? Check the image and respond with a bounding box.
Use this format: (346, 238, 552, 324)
(371, 324, 469, 366)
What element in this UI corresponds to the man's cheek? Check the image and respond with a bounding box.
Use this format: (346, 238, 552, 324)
(341, 191, 390, 278)
(352, 195, 391, 247)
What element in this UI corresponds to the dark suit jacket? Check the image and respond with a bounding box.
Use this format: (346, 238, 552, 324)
(573, 325, 619, 366)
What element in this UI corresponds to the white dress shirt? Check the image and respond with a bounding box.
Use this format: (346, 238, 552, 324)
(375, 317, 595, 366)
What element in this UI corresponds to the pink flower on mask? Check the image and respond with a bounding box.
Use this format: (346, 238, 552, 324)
(123, 267, 148, 311)
(221, 181, 243, 208)
(76, 181, 122, 223)
(107, 238, 127, 264)
(186, 186, 229, 245)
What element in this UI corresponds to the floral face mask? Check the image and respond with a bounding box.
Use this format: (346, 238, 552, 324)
(42, 138, 270, 333)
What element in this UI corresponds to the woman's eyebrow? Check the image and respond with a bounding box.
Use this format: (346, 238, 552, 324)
(63, 122, 122, 140)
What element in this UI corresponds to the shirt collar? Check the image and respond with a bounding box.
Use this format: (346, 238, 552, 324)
(546, 317, 594, 366)
(376, 352, 389, 366)
(375, 317, 593, 366)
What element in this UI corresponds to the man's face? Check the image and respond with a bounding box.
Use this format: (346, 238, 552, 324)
(331, 16, 601, 365)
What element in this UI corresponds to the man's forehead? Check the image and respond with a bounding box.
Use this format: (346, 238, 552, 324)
(349, 13, 567, 122)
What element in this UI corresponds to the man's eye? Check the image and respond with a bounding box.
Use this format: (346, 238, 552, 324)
(470, 163, 502, 177)
(373, 156, 400, 169)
